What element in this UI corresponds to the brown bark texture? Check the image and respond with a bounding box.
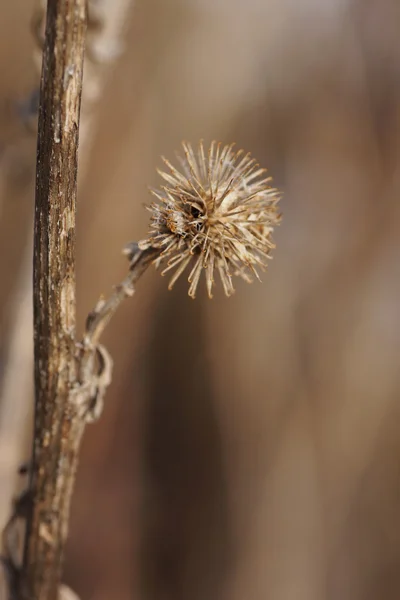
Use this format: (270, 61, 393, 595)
(22, 1, 87, 599)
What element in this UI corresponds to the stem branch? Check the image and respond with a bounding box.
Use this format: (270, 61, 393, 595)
(84, 246, 159, 346)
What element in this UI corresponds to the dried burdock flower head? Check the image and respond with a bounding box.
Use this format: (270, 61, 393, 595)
(138, 141, 282, 298)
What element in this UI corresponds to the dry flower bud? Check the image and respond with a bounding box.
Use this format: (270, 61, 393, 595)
(138, 140, 282, 298)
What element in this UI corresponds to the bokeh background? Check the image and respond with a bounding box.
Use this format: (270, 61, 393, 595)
(1, 0, 400, 599)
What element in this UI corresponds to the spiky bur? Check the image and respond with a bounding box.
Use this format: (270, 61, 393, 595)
(138, 141, 282, 298)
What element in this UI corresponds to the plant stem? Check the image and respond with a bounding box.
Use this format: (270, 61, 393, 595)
(84, 246, 160, 347)
(20, 1, 87, 599)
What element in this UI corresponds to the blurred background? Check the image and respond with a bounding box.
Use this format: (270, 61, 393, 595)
(1, 0, 400, 598)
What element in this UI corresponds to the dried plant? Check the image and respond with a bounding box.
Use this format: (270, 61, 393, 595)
(139, 141, 281, 298)
(0, 3, 282, 600)
(2, 136, 282, 599)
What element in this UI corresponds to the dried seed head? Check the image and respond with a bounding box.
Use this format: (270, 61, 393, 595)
(138, 141, 282, 298)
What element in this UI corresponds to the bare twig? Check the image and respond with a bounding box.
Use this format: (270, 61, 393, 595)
(18, 1, 87, 599)
(70, 246, 161, 425)
(85, 246, 159, 346)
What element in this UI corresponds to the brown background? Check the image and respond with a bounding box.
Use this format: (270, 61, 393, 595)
(1, 0, 400, 599)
